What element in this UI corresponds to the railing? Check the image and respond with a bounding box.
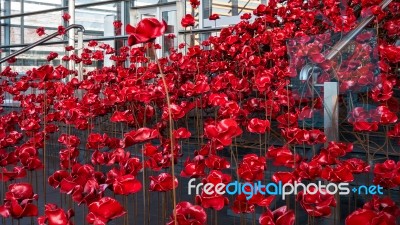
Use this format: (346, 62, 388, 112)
(299, 0, 393, 82)
(0, 24, 85, 64)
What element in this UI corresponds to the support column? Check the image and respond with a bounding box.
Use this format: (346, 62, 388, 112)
(68, 0, 75, 72)
(324, 82, 339, 143)
(77, 30, 83, 81)
(324, 81, 340, 223)
(104, 15, 115, 67)
(4, 0, 11, 55)
(20, 0, 24, 44)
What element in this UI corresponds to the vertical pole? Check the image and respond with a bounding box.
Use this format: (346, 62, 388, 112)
(68, 0, 75, 73)
(103, 15, 115, 67)
(4, 0, 11, 53)
(324, 82, 339, 143)
(176, 0, 186, 53)
(324, 81, 340, 224)
(77, 30, 83, 81)
(232, 0, 238, 16)
(20, 0, 24, 44)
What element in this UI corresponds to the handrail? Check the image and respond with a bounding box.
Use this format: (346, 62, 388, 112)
(299, 0, 392, 81)
(0, 24, 85, 64)
(325, 0, 392, 60)
(0, 35, 128, 49)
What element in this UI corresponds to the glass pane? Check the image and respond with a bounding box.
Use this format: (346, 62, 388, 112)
(23, 0, 62, 13)
(10, 27, 21, 45)
(133, 0, 175, 7)
(162, 10, 177, 56)
(23, 12, 62, 28)
(3, 44, 65, 74)
(24, 0, 62, 6)
(10, 0, 21, 14)
(75, 3, 119, 37)
(205, 0, 260, 17)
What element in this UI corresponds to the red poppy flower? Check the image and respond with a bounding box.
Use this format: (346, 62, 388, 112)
(371, 79, 393, 102)
(272, 172, 297, 184)
(113, 20, 122, 29)
(180, 156, 206, 178)
(363, 195, 400, 216)
(88, 40, 98, 47)
(388, 123, 400, 140)
(173, 127, 191, 139)
(231, 194, 255, 214)
(15, 144, 44, 171)
(294, 161, 322, 180)
(240, 13, 251, 20)
(0, 183, 38, 219)
(126, 18, 167, 46)
(122, 127, 160, 147)
(110, 110, 134, 123)
(276, 113, 298, 128)
(259, 206, 295, 225)
(6, 56, 16, 64)
(281, 128, 310, 144)
(37, 204, 74, 225)
(374, 106, 398, 124)
(99, 148, 130, 166)
(62, 12, 71, 21)
(204, 119, 242, 146)
(57, 26, 66, 35)
(209, 14, 220, 20)
(341, 158, 370, 174)
(48, 170, 71, 188)
(298, 106, 315, 120)
(383, 18, 400, 36)
(205, 154, 230, 170)
(196, 187, 230, 211)
(373, 160, 400, 188)
(189, 0, 200, 8)
(79, 177, 103, 200)
(65, 45, 74, 51)
(113, 174, 142, 195)
(248, 194, 274, 208)
(45, 124, 59, 133)
(162, 102, 195, 120)
(36, 27, 45, 36)
(297, 187, 336, 217)
(208, 93, 228, 106)
(167, 202, 207, 225)
(58, 134, 80, 148)
(19, 118, 40, 131)
(267, 146, 302, 168)
(0, 167, 26, 182)
(167, 33, 176, 39)
(149, 173, 178, 192)
(181, 14, 195, 27)
(237, 154, 266, 182)
(307, 129, 327, 145)
(195, 170, 230, 210)
(321, 165, 354, 182)
(380, 44, 400, 63)
(86, 133, 109, 150)
(86, 197, 126, 225)
(345, 196, 400, 225)
(345, 208, 396, 225)
(247, 118, 270, 134)
(325, 141, 353, 158)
